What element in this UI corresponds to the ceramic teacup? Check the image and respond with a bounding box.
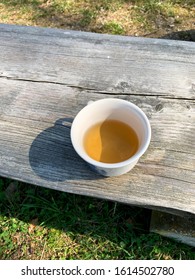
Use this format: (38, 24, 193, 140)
(71, 98, 151, 176)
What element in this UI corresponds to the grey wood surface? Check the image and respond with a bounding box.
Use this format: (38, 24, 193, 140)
(150, 211, 195, 247)
(0, 23, 194, 215)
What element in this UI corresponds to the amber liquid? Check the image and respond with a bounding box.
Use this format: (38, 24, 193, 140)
(84, 120, 139, 163)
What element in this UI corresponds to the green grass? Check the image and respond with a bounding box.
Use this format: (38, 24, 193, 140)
(0, 177, 194, 260)
(0, 0, 194, 36)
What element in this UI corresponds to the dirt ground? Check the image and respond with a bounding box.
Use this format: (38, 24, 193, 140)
(0, 1, 194, 41)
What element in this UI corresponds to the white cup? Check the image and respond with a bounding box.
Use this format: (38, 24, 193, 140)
(71, 98, 151, 176)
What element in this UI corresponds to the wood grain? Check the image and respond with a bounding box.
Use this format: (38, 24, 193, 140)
(150, 211, 195, 247)
(0, 24, 194, 215)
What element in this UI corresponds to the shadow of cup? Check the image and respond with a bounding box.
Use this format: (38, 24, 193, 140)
(29, 118, 102, 182)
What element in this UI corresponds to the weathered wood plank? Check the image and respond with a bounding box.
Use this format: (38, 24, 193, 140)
(0, 78, 194, 214)
(0, 24, 194, 215)
(0, 24, 195, 99)
(150, 211, 195, 247)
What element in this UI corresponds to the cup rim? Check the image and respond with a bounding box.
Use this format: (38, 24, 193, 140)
(71, 98, 151, 168)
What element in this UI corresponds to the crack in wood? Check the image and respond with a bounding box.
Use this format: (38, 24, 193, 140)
(1, 75, 194, 102)
(0, 75, 95, 91)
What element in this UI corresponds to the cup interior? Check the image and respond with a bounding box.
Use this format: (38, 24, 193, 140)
(71, 98, 151, 167)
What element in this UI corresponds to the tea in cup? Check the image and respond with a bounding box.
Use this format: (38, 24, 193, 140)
(84, 119, 139, 164)
(71, 98, 151, 176)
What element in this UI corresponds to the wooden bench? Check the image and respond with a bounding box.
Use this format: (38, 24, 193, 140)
(0, 24, 194, 245)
